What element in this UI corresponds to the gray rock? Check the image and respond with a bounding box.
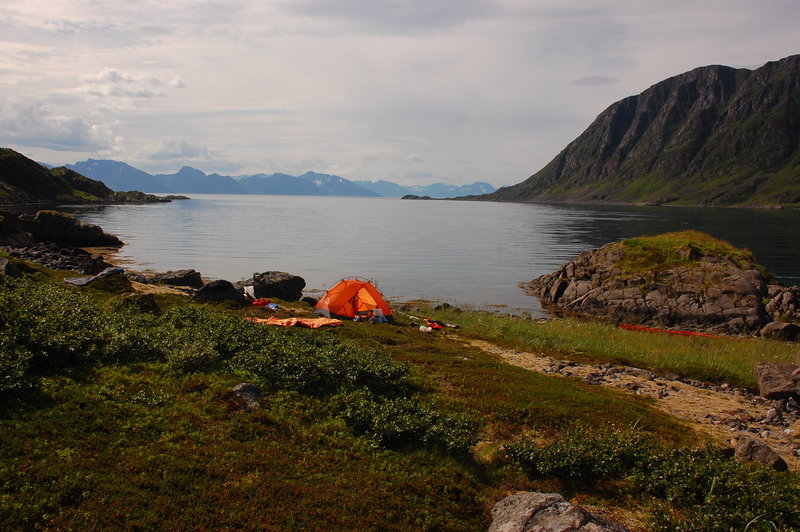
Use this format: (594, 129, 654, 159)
(489, 492, 629, 532)
(228, 383, 263, 411)
(243, 271, 306, 301)
(760, 321, 800, 341)
(766, 286, 800, 322)
(6, 242, 114, 274)
(733, 435, 788, 471)
(754, 361, 800, 400)
(151, 269, 204, 289)
(193, 279, 248, 305)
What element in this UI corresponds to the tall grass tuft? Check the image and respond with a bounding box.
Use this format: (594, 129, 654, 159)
(427, 307, 797, 388)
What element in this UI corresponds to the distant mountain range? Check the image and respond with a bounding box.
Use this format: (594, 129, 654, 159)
(471, 54, 800, 207)
(64, 159, 495, 198)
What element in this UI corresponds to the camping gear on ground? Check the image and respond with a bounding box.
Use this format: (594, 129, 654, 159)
(314, 278, 393, 322)
(406, 314, 461, 330)
(246, 316, 342, 328)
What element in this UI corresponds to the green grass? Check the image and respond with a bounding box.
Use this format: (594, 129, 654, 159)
(610, 230, 763, 276)
(424, 307, 797, 388)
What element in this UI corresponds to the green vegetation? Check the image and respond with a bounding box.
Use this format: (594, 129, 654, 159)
(426, 306, 797, 388)
(1, 262, 798, 530)
(611, 230, 764, 276)
(507, 430, 800, 531)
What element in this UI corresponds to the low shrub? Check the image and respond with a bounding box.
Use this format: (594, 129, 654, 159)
(336, 390, 479, 453)
(1, 277, 462, 455)
(0, 277, 108, 389)
(506, 430, 800, 531)
(631, 446, 800, 531)
(505, 428, 658, 483)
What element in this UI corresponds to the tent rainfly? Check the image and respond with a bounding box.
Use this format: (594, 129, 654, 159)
(314, 278, 393, 322)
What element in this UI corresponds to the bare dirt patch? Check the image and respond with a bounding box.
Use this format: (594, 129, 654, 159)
(467, 339, 800, 470)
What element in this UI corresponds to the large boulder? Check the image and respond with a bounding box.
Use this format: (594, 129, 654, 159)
(760, 321, 800, 341)
(733, 435, 788, 471)
(20, 210, 123, 247)
(527, 232, 771, 335)
(754, 361, 800, 400)
(151, 269, 204, 289)
(193, 279, 248, 305)
(243, 271, 305, 301)
(488, 492, 628, 532)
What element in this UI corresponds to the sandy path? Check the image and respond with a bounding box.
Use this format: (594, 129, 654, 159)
(467, 339, 800, 470)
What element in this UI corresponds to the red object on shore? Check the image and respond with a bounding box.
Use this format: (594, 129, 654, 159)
(618, 323, 722, 339)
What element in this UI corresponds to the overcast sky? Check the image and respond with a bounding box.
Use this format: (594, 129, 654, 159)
(1, 1, 797, 187)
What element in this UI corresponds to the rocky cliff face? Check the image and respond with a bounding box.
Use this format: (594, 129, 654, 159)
(484, 55, 800, 206)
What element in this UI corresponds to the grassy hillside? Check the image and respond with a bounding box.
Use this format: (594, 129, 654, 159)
(0, 148, 168, 205)
(1, 257, 798, 530)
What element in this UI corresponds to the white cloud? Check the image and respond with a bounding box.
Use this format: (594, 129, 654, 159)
(79, 68, 186, 99)
(146, 137, 216, 162)
(0, 0, 798, 185)
(0, 101, 121, 151)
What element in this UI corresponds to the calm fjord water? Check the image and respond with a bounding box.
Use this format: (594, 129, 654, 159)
(62, 196, 800, 315)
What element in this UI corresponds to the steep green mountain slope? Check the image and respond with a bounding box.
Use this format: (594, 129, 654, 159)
(480, 54, 800, 207)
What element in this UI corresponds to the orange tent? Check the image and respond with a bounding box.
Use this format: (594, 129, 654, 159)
(314, 278, 393, 321)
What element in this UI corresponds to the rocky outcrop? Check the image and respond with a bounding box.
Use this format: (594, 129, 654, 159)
(488, 492, 628, 532)
(527, 242, 772, 335)
(239, 271, 306, 301)
(20, 210, 123, 247)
